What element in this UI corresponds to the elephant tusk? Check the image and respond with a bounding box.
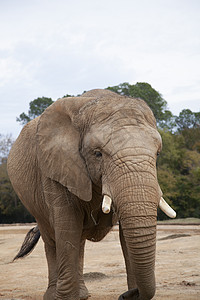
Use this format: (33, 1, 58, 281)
(102, 195, 112, 214)
(159, 197, 176, 218)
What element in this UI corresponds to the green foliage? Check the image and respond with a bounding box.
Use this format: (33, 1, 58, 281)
(175, 109, 200, 130)
(158, 110, 176, 130)
(62, 94, 74, 98)
(17, 97, 54, 125)
(175, 109, 200, 151)
(181, 128, 200, 152)
(0, 135, 35, 223)
(0, 162, 35, 223)
(158, 130, 185, 171)
(0, 134, 14, 163)
(157, 130, 200, 220)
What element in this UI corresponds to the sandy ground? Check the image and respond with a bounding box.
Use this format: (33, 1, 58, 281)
(0, 224, 200, 300)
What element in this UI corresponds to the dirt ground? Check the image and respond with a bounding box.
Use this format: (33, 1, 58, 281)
(0, 223, 199, 300)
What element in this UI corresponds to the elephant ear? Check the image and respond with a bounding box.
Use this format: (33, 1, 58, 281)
(37, 97, 92, 201)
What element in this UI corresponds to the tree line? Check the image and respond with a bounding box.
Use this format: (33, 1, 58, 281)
(0, 82, 199, 223)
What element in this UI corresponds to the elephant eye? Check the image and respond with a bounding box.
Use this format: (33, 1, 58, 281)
(94, 151, 102, 158)
(157, 152, 160, 157)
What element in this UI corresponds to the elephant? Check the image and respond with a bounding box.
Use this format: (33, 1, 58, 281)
(7, 89, 176, 300)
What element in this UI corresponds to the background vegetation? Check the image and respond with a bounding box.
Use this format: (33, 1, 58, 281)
(0, 82, 199, 223)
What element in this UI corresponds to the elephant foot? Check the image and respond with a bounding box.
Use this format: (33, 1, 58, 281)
(118, 288, 139, 299)
(43, 285, 56, 300)
(79, 283, 90, 299)
(43, 283, 89, 300)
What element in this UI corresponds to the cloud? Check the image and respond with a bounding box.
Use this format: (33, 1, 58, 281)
(0, 0, 200, 136)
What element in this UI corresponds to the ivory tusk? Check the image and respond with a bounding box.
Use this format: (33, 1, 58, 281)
(102, 195, 112, 214)
(159, 197, 176, 218)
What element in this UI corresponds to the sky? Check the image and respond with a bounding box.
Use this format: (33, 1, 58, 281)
(0, 0, 200, 138)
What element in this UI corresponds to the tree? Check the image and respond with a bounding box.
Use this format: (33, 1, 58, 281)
(157, 129, 185, 219)
(172, 150, 200, 218)
(157, 128, 200, 219)
(62, 94, 74, 98)
(157, 130, 185, 171)
(175, 109, 200, 130)
(158, 110, 176, 130)
(0, 134, 35, 223)
(175, 109, 200, 152)
(17, 97, 54, 125)
(0, 134, 14, 163)
(0, 162, 35, 223)
(107, 82, 174, 128)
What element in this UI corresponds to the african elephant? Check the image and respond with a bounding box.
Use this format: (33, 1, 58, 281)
(7, 89, 175, 300)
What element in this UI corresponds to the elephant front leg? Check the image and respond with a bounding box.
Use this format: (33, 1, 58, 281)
(79, 239, 90, 299)
(43, 242, 57, 300)
(56, 238, 80, 300)
(53, 205, 84, 299)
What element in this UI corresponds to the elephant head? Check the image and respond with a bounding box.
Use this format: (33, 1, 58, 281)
(36, 89, 175, 299)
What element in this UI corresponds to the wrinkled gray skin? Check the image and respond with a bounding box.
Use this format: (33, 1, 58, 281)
(8, 89, 162, 300)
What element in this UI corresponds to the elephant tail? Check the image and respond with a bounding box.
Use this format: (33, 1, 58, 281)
(13, 225, 40, 261)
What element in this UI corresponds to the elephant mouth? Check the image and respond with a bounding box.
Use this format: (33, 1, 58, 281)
(101, 195, 176, 219)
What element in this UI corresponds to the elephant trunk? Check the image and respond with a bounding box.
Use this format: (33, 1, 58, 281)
(119, 197, 157, 299)
(101, 148, 161, 299)
(103, 169, 159, 299)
